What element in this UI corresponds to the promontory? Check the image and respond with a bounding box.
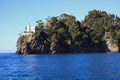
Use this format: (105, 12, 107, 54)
(16, 10, 120, 54)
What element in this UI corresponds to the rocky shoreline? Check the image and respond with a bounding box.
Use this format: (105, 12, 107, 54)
(16, 34, 119, 54)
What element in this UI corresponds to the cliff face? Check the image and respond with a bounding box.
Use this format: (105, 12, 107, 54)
(104, 32, 119, 53)
(16, 33, 119, 54)
(106, 40, 119, 52)
(16, 34, 50, 54)
(16, 34, 69, 54)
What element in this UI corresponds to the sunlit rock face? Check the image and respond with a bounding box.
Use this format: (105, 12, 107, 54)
(104, 32, 119, 53)
(16, 34, 50, 54)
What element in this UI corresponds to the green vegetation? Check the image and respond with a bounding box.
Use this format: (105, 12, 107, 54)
(35, 9, 120, 52)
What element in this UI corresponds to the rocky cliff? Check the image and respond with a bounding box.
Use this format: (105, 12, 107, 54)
(16, 33, 119, 54)
(16, 34, 70, 54)
(104, 32, 119, 52)
(16, 34, 50, 54)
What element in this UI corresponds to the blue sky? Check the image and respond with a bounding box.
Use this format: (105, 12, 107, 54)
(0, 0, 120, 53)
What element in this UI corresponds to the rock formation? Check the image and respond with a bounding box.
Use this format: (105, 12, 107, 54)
(16, 33, 119, 54)
(104, 32, 119, 52)
(16, 34, 50, 54)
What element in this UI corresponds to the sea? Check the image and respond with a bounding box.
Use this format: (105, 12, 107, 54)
(0, 53, 120, 80)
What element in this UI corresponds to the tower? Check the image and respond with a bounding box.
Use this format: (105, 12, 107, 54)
(26, 24, 31, 32)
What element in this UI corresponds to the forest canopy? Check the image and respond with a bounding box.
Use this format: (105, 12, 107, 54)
(34, 9, 120, 52)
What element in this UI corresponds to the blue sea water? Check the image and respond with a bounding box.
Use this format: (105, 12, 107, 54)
(0, 53, 120, 80)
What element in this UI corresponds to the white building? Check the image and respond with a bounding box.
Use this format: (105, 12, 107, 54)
(21, 24, 35, 35)
(25, 24, 35, 33)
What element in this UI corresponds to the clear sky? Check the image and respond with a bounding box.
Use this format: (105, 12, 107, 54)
(0, 0, 120, 53)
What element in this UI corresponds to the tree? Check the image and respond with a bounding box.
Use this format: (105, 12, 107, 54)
(33, 10, 120, 53)
(35, 20, 44, 33)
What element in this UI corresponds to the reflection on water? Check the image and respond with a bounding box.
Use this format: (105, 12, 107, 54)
(0, 53, 120, 80)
